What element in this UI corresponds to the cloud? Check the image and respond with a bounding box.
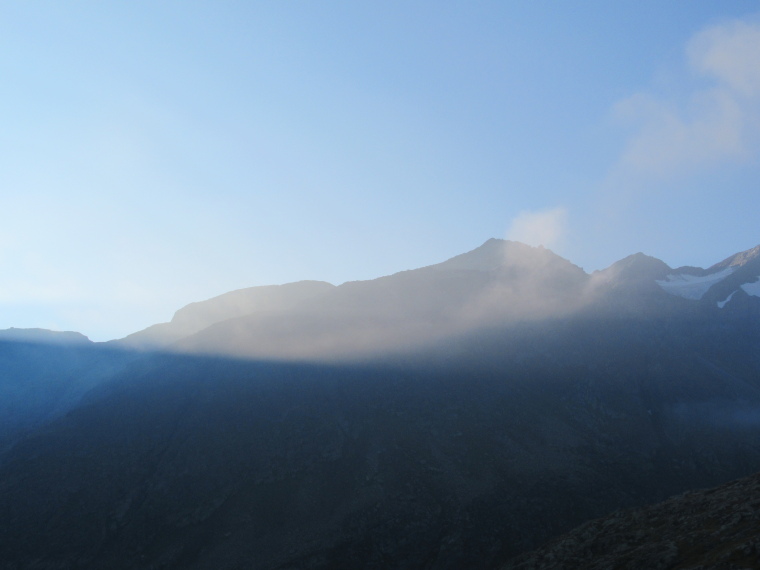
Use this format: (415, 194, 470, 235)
(613, 16, 760, 177)
(506, 207, 567, 249)
(689, 19, 760, 97)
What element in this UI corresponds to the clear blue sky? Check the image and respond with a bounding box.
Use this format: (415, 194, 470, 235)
(2, 2, 760, 341)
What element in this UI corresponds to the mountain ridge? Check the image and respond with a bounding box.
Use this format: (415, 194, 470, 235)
(114, 280, 335, 350)
(118, 240, 760, 361)
(1, 239, 760, 568)
(0, 327, 91, 345)
(5, 238, 760, 357)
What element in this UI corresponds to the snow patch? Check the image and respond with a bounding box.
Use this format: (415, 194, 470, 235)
(717, 291, 736, 308)
(740, 277, 760, 297)
(656, 267, 735, 300)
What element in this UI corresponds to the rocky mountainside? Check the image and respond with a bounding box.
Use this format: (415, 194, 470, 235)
(503, 470, 760, 570)
(1, 240, 760, 569)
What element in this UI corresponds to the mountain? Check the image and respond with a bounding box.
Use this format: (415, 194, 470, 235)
(154, 239, 590, 361)
(591, 252, 671, 294)
(115, 280, 335, 350)
(111, 239, 760, 360)
(115, 240, 760, 362)
(0, 329, 132, 453)
(2, 240, 760, 568)
(0, 327, 91, 345)
(655, 244, 760, 308)
(503, 469, 760, 569)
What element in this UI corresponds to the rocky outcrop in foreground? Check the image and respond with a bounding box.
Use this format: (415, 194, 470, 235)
(503, 470, 760, 569)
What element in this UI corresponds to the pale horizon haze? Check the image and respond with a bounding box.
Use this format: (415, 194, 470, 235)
(2, 2, 760, 341)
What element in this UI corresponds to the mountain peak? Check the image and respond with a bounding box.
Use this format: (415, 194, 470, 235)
(710, 244, 760, 271)
(596, 252, 671, 283)
(433, 239, 576, 273)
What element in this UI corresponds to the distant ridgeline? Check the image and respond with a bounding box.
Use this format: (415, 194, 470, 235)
(2, 239, 760, 569)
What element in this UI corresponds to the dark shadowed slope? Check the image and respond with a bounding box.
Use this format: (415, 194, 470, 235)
(0, 329, 133, 453)
(2, 304, 760, 568)
(503, 470, 760, 570)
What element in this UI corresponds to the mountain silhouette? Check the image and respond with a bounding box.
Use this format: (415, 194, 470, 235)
(2, 240, 760, 568)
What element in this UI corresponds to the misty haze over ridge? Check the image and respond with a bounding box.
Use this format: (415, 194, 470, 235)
(110, 239, 590, 358)
(105, 238, 760, 362)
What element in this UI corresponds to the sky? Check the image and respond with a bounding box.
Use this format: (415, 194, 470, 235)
(2, 1, 760, 341)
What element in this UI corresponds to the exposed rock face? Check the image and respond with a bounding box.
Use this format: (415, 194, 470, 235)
(503, 470, 760, 570)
